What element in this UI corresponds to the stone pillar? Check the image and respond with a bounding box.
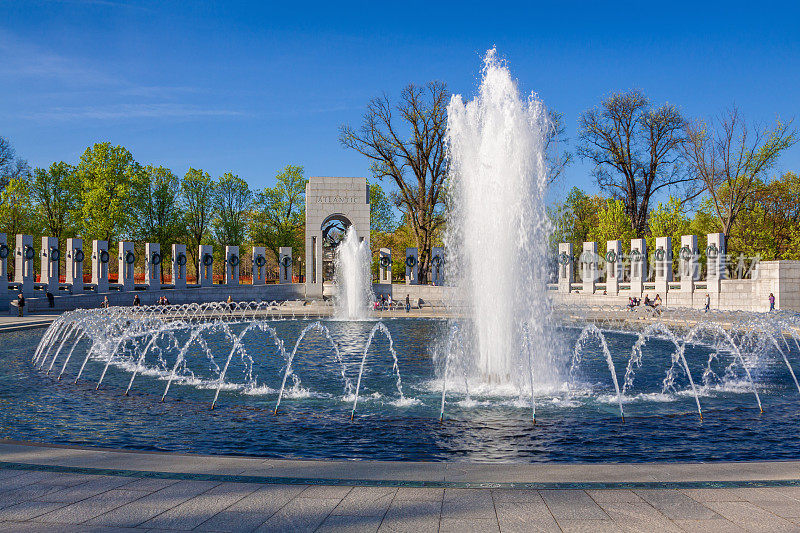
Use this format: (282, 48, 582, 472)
(118, 242, 136, 291)
(252, 246, 267, 285)
(430, 247, 444, 286)
(0, 234, 8, 290)
(630, 238, 647, 296)
(305, 231, 323, 298)
(379, 248, 392, 284)
(225, 246, 239, 286)
(14, 234, 34, 297)
(278, 247, 292, 284)
(680, 235, 699, 293)
(581, 242, 598, 294)
(405, 248, 418, 285)
(198, 245, 214, 287)
(92, 240, 109, 293)
(558, 243, 573, 293)
(706, 233, 726, 293)
(145, 243, 161, 289)
(171, 244, 187, 289)
(654, 236, 672, 296)
(605, 240, 622, 295)
(66, 239, 84, 294)
(40, 236, 60, 292)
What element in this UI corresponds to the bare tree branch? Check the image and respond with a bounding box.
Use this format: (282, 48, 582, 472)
(339, 81, 449, 282)
(577, 90, 693, 237)
(683, 106, 797, 243)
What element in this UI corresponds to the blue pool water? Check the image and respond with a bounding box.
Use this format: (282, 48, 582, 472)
(3, 318, 800, 463)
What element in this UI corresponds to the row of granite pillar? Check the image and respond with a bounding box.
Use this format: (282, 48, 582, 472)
(378, 247, 445, 286)
(558, 233, 727, 295)
(0, 233, 294, 297)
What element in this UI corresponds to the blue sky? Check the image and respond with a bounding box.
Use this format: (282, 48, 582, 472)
(1, 1, 799, 204)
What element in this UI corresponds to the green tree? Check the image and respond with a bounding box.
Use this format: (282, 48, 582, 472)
(589, 199, 635, 250)
(0, 136, 30, 198)
(76, 142, 139, 242)
(180, 168, 216, 274)
(212, 172, 252, 248)
(251, 165, 307, 261)
(369, 181, 397, 243)
(30, 162, 79, 242)
(688, 199, 720, 239)
(387, 215, 420, 281)
(550, 187, 604, 253)
(732, 173, 800, 260)
(683, 107, 796, 243)
(132, 165, 182, 277)
(646, 196, 691, 270)
(0, 177, 36, 237)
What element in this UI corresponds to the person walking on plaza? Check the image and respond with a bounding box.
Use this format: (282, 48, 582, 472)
(704, 293, 710, 312)
(405, 294, 410, 313)
(133, 294, 141, 307)
(16, 293, 24, 317)
(769, 293, 775, 311)
(102, 296, 109, 309)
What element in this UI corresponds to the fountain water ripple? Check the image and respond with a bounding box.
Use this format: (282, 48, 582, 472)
(212, 321, 285, 409)
(622, 323, 703, 420)
(570, 324, 625, 420)
(351, 322, 404, 419)
(683, 322, 763, 413)
(28, 300, 800, 423)
(33, 304, 394, 413)
(274, 321, 352, 414)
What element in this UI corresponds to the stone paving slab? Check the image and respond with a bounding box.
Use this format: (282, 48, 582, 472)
(0, 469, 796, 532)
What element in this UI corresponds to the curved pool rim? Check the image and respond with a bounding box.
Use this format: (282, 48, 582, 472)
(4, 439, 800, 490)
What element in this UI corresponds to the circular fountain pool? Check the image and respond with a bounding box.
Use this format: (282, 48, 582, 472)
(5, 304, 800, 463)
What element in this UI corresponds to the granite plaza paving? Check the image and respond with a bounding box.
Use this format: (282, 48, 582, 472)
(1, 441, 800, 532)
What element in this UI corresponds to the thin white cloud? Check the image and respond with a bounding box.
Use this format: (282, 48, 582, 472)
(23, 103, 247, 121)
(22, 104, 246, 120)
(0, 31, 120, 86)
(119, 86, 203, 98)
(50, 0, 153, 10)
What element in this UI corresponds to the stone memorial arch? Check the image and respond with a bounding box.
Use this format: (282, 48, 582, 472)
(305, 177, 370, 298)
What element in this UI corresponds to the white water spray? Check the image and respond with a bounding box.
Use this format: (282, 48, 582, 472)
(334, 226, 372, 320)
(445, 49, 558, 388)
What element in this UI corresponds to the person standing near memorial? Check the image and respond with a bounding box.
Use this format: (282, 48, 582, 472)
(16, 293, 24, 317)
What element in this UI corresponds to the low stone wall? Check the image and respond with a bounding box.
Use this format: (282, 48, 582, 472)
(9, 264, 797, 314)
(372, 283, 454, 304)
(8, 283, 308, 314)
(553, 260, 800, 312)
(7, 282, 457, 314)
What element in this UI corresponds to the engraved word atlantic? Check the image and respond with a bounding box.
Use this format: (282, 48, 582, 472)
(316, 196, 359, 204)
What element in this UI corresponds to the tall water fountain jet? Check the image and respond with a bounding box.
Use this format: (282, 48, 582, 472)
(334, 226, 372, 320)
(445, 49, 558, 389)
